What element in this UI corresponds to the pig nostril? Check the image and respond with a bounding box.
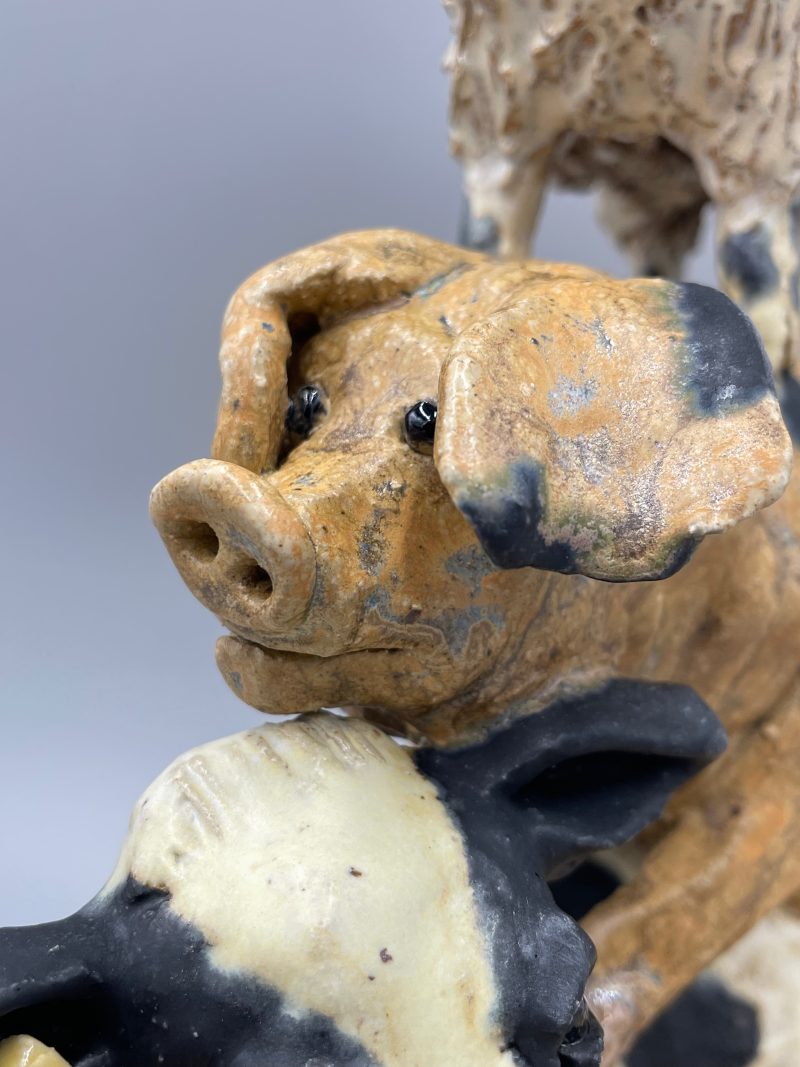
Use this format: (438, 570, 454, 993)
(240, 563, 273, 600)
(182, 521, 220, 562)
(152, 461, 316, 627)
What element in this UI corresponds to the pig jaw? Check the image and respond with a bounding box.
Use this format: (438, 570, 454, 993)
(213, 570, 619, 747)
(151, 443, 652, 746)
(151, 448, 541, 737)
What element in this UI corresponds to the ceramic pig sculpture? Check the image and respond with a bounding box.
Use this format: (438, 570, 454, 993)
(0, 688, 725, 1067)
(150, 229, 793, 746)
(622, 909, 800, 1067)
(554, 864, 800, 1067)
(445, 0, 800, 379)
(148, 229, 800, 1060)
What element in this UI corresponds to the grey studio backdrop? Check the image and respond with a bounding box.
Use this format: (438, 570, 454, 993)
(0, 0, 714, 926)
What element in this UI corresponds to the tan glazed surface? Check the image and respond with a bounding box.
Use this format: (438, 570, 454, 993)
(147, 229, 800, 1062)
(151, 230, 794, 742)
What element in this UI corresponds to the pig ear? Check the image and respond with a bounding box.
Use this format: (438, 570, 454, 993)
(434, 279, 792, 580)
(417, 679, 727, 877)
(212, 229, 480, 472)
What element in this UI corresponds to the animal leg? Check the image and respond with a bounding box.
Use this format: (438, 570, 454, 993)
(716, 198, 800, 377)
(460, 150, 551, 259)
(583, 677, 800, 1065)
(596, 183, 705, 281)
(552, 136, 706, 280)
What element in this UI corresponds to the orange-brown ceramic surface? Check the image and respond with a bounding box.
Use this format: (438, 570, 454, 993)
(151, 229, 794, 749)
(149, 230, 800, 1062)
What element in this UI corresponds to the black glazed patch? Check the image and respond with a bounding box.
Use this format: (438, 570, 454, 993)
(780, 372, 800, 444)
(627, 976, 760, 1067)
(0, 878, 378, 1067)
(458, 462, 578, 574)
(674, 282, 774, 414)
(421, 753, 599, 1067)
(719, 225, 779, 301)
(652, 535, 700, 582)
(416, 679, 726, 1067)
(550, 862, 620, 922)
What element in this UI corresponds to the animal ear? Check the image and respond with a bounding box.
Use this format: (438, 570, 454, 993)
(435, 279, 792, 580)
(417, 679, 727, 878)
(212, 229, 479, 472)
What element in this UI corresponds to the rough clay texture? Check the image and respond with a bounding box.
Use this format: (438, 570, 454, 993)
(445, 0, 800, 377)
(148, 229, 800, 1063)
(614, 910, 800, 1067)
(584, 677, 800, 1062)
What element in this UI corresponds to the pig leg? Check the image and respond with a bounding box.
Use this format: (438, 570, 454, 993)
(555, 137, 707, 280)
(460, 149, 552, 259)
(716, 197, 800, 377)
(583, 676, 800, 1065)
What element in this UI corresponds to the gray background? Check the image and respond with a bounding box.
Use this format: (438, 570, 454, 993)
(0, 0, 714, 925)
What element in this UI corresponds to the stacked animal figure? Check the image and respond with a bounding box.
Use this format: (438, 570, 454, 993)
(445, 0, 800, 1060)
(1, 227, 798, 1065)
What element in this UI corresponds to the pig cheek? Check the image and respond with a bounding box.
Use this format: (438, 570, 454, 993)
(353, 482, 506, 653)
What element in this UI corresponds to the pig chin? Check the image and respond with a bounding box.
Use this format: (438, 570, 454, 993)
(215, 633, 476, 737)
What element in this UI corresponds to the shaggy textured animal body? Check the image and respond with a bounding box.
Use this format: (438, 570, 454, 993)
(446, 0, 800, 380)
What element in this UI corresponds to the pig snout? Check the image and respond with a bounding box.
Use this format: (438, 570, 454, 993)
(149, 459, 316, 633)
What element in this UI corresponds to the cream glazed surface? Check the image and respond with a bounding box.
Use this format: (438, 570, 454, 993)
(0, 683, 728, 1066)
(103, 715, 515, 1067)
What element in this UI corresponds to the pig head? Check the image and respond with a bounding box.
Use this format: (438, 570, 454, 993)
(0, 684, 726, 1067)
(149, 230, 792, 744)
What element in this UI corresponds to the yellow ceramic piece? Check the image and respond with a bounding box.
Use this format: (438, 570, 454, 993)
(0, 1037, 70, 1067)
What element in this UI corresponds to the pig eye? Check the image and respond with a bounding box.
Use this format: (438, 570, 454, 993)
(286, 384, 325, 438)
(404, 399, 437, 454)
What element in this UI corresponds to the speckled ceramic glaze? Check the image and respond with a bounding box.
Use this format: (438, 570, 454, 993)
(446, 0, 800, 379)
(146, 228, 800, 1061)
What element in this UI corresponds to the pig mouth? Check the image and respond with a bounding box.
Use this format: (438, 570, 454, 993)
(215, 633, 459, 727)
(224, 631, 410, 660)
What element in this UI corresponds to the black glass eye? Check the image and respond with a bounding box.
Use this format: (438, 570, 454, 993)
(286, 384, 325, 438)
(404, 399, 437, 454)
